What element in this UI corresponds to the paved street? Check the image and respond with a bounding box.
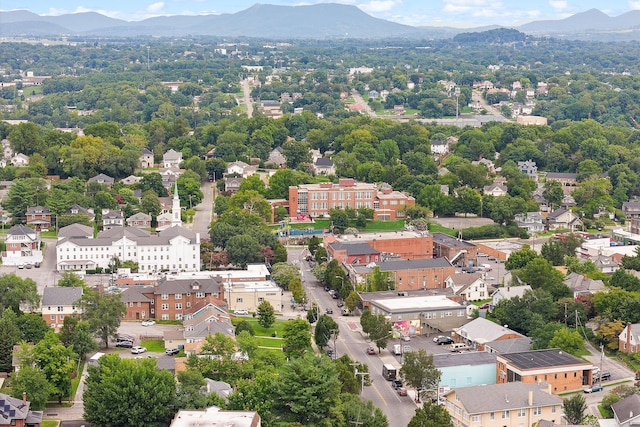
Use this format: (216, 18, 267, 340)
(240, 79, 254, 118)
(190, 180, 214, 239)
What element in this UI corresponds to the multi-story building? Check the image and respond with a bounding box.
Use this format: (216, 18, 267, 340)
(288, 178, 414, 221)
(155, 277, 224, 321)
(431, 232, 478, 268)
(349, 258, 454, 291)
(26, 206, 51, 231)
(324, 231, 432, 261)
(41, 287, 83, 330)
(443, 382, 562, 427)
(496, 349, 593, 394)
(2, 224, 42, 266)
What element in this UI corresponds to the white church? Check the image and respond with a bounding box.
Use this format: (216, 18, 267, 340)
(55, 184, 201, 273)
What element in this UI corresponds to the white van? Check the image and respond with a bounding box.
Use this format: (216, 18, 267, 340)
(393, 344, 402, 355)
(449, 343, 469, 352)
(481, 264, 492, 271)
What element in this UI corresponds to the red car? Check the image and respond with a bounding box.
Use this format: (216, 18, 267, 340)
(367, 347, 376, 355)
(397, 388, 408, 396)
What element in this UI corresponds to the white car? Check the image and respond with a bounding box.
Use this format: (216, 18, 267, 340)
(131, 346, 147, 354)
(141, 319, 155, 326)
(234, 309, 249, 316)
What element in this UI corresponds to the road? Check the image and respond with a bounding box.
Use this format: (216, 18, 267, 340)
(289, 246, 418, 427)
(351, 89, 377, 118)
(190, 180, 214, 239)
(240, 79, 254, 118)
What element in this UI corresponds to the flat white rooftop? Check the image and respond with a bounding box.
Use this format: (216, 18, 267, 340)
(372, 295, 463, 311)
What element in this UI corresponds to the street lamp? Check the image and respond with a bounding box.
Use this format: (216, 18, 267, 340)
(454, 87, 461, 119)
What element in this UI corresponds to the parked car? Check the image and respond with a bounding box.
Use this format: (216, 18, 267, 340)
(332, 293, 339, 299)
(401, 335, 410, 342)
(17, 263, 24, 269)
(25, 263, 33, 269)
(116, 340, 133, 348)
(367, 347, 376, 355)
(131, 346, 147, 354)
(234, 309, 249, 315)
(584, 385, 603, 393)
(165, 348, 179, 356)
(601, 371, 611, 381)
(391, 380, 403, 389)
(325, 308, 333, 314)
(141, 319, 155, 326)
(34, 261, 41, 268)
(433, 335, 446, 343)
(479, 303, 491, 310)
(336, 301, 344, 307)
(326, 348, 335, 358)
(436, 336, 454, 345)
(397, 387, 408, 396)
(325, 286, 331, 292)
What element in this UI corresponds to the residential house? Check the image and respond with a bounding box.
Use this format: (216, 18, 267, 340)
(491, 285, 532, 307)
(88, 173, 115, 187)
(349, 258, 455, 291)
(267, 146, 286, 167)
(1, 138, 13, 159)
(26, 206, 51, 231)
(140, 148, 154, 168)
(0, 393, 43, 427)
(368, 90, 379, 99)
(563, 272, 605, 298)
(443, 382, 562, 427)
(532, 188, 550, 212)
(445, 273, 489, 301)
(431, 232, 478, 268)
(163, 149, 183, 168)
(10, 153, 29, 167)
(156, 211, 174, 231)
(121, 175, 143, 186)
(41, 287, 83, 330)
(313, 157, 335, 176)
(619, 323, 640, 354)
(126, 212, 152, 229)
(393, 105, 405, 115)
(102, 209, 124, 230)
(622, 201, 640, 219)
(66, 204, 95, 222)
(545, 172, 578, 188)
(561, 194, 576, 207)
(514, 212, 545, 233)
(181, 303, 233, 347)
(434, 352, 497, 390)
(518, 160, 538, 181)
(121, 286, 154, 321)
(258, 100, 282, 119)
(593, 254, 620, 274)
(159, 167, 181, 191)
(289, 179, 414, 221)
(2, 224, 42, 266)
(430, 140, 449, 155)
(612, 394, 640, 427)
(57, 223, 93, 240)
(169, 406, 260, 427)
(226, 161, 257, 178)
(547, 207, 583, 231)
(326, 241, 380, 266)
(224, 176, 243, 193)
(496, 349, 594, 393)
(472, 158, 496, 174)
(204, 379, 233, 401)
(452, 317, 524, 351)
(483, 182, 508, 197)
(55, 225, 200, 273)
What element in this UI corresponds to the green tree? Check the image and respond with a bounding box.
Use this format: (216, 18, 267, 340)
(257, 301, 275, 329)
(9, 366, 52, 410)
(400, 349, 441, 400)
(0, 273, 40, 314)
(226, 234, 262, 268)
(271, 262, 300, 289)
(345, 291, 361, 312)
(0, 308, 20, 372)
(407, 402, 453, 427)
(273, 353, 343, 426)
(548, 327, 586, 356)
(17, 313, 49, 343)
(83, 354, 176, 427)
(315, 314, 338, 348)
(368, 314, 393, 352)
(228, 190, 272, 222)
(140, 190, 162, 218)
(531, 322, 564, 350)
(518, 258, 571, 300)
(596, 320, 626, 351)
(69, 320, 99, 360)
(505, 246, 539, 271)
(563, 394, 587, 425)
(543, 180, 564, 209)
(235, 320, 255, 336)
(79, 289, 126, 348)
(289, 277, 307, 305)
(57, 272, 86, 288)
(236, 330, 259, 358)
(175, 369, 211, 410)
(329, 208, 349, 233)
(540, 241, 566, 266)
(282, 318, 312, 358)
(306, 304, 319, 323)
(341, 393, 389, 427)
(366, 266, 394, 292)
(33, 330, 77, 403)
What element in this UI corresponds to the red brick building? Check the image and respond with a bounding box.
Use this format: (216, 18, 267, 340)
(324, 231, 432, 261)
(26, 206, 51, 231)
(431, 232, 478, 268)
(349, 258, 455, 291)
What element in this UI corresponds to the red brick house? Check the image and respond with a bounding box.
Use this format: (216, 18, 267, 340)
(619, 323, 640, 354)
(26, 206, 51, 231)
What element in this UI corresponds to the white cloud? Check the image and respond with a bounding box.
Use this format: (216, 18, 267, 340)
(548, 0, 569, 12)
(146, 2, 166, 14)
(443, 0, 497, 14)
(358, 0, 402, 14)
(629, 0, 640, 9)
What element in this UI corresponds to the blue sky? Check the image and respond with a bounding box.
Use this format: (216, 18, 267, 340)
(2, 0, 639, 27)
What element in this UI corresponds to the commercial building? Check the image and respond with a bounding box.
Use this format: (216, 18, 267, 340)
(434, 352, 497, 390)
(431, 232, 478, 268)
(324, 230, 432, 261)
(289, 179, 414, 221)
(349, 258, 454, 291)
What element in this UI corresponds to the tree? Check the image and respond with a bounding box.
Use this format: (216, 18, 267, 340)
(33, 330, 77, 403)
(306, 304, 319, 323)
(596, 320, 625, 351)
(282, 318, 312, 358)
(548, 327, 586, 356)
(340, 393, 389, 427)
(329, 208, 349, 233)
(540, 241, 566, 266)
(17, 313, 49, 343)
(228, 190, 272, 222)
(314, 314, 338, 348)
(407, 402, 453, 427)
(400, 349, 441, 401)
(0, 274, 40, 314)
(236, 330, 259, 358)
(368, 314, 393, 352)
(0, 308, 20, 372)
(68, 320, 99, 360)
(235, 320, 255, 336)
(175, 369, 211, 410)
(271, 262, 300, 289)
(9, 366, 52, 410)
(140, 190, 162, 218)
(57, 271, 86, 288)
(272, 353, 343, 426)
(289, 277, 307, 305)
(366, 266, 394, 292)
(79, 289, 126, 348)
(563, 394, 587, 425)
(83, 354, 176, 427)
(345, 291, 360, 312)
(226, 234, 262, 268)
(257, 301, 275, 329)
(543, 180, 564, 209)
(505, 246, 539, 271)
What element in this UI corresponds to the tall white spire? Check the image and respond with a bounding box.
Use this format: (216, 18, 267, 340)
(171, 182, 182, 227)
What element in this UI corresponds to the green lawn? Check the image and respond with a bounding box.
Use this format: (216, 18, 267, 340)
(141, 339, 165, 352)
(256, 337, 283, 348)
(41, 231, 58, 238)
(41, 420, 58, 427)
(287, 219, 405, 232)
(428, 223, 457, 236)
(69, 360, 85, 400)
(232, 317, 288, 338)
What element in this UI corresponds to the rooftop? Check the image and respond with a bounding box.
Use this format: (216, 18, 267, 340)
(498, 348, 590, 370)
(42, 286, 83, 306)
(445, 382, 560, 414)
(371, 294, 462, 312)
(432, 232, 475, 248)
(433, 351, 497, 368)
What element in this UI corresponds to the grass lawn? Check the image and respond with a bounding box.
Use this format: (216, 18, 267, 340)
(256, 337, 283, 348)
(428, 223, 457, 236)
(287, 219, 405, 232)
(141, 339, 165, 352)
(41, 420, 58, 427)
(69, 360, 85, 400)
(41, 231, 57, 238)
(233, 317, 288, 338)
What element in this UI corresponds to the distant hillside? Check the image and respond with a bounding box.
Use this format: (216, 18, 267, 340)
(0, 4, 639, 40)
(454, 28, 526, 44)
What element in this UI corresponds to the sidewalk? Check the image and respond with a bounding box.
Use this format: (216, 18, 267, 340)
(43, 361, 87, 422)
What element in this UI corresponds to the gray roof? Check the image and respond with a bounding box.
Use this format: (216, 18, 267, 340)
(485, 337, 532, 354)
(453, 317, 523, 344)
(102, 210, 123, 219)
(184, 318, 234, 340)
(88, 173, 115, 184)
(433, 351, 496, 368)
(42, 286, 83, 306)
(315, 157, 333, 167)
(156, 356, 176, 372)
(155, 277, 221, 296)
(127, 212, 152, 221)
(447, 272, 483, 286)
(7, 224, 36, 237)
(445, 382, 561, 414)
(377, 258, 452, 272)
(546, 172, 577, 180)
(563, 272, 605, 293)
(59, 226, 198, 248)
(58, 223, 93, 239)
(120, 286, 153, 303)
(547, 206, 570, 220)
(163, 149, 182, 160)
(498, 348, 589, 370)
(0, 392, 41, 424)
(432, 232, 475, 248)
(26, 205, 50, 214)
(328, 241, 380, 256)
(612, 394, 640, 424)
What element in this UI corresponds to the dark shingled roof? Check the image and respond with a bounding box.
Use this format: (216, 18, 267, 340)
(612, 394, 640, 424)
(498, 348, 588, 370)
(432, 232, 475, 248)
(433, 351, 496, 368)
(377, 258, 452, 272)
(328, 241, 380, 256)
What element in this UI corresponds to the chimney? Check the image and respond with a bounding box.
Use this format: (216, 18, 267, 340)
(528, 390, 533, 406)
(23, 391, 26, 405)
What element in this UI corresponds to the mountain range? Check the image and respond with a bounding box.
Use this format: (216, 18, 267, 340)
(1, 4, 639, 41)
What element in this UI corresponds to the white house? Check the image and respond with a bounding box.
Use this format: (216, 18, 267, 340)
(10, 153, 29, 167)
(102, 209, 124, 230)
(140, 148, 154, 168)
(226, 161, 257, 178)
(2, 224, 43, 266)
(547, 207, 583, 231)
(163, 149, 183, 168)
(41, 286, 83, 331)
(445, 273, 489, 301)
(483, 183, 508, 197)
(612, 394, 640, 427)
(491, 285, 532, 307)
(514, 212, 545, 233)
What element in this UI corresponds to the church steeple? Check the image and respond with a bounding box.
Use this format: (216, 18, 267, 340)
(171, 182, 182, 227)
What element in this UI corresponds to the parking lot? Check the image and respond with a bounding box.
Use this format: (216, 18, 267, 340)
(386, 333, 461, 362)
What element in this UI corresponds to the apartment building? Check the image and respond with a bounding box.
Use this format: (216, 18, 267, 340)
(288, 178, 414, 220)
(41, 286, 83, 330)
